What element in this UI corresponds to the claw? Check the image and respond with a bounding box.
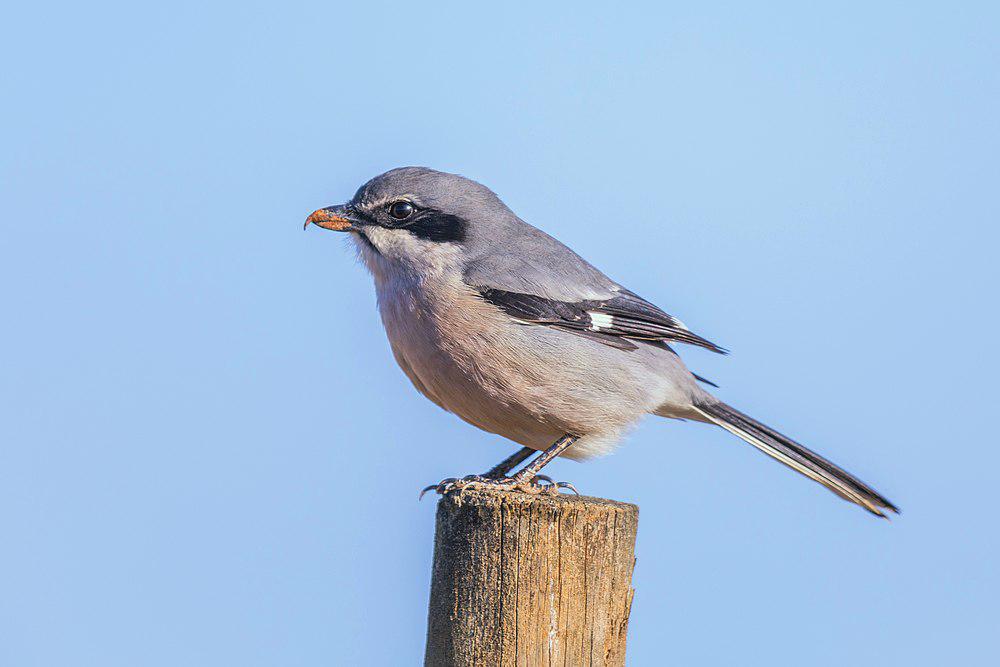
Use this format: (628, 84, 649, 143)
(555, 481, 579, 495)
(420, 477, 459, 500)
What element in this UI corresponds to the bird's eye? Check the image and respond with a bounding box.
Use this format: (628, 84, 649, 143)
(388, 201, 415, 220)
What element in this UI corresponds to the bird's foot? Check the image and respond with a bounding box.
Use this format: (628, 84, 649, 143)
(419, 473, 578, 500)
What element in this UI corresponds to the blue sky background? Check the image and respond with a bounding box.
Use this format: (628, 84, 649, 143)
(2, 2, 997, 665)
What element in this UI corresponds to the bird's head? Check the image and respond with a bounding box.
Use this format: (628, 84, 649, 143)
(305, 167, 512, 279)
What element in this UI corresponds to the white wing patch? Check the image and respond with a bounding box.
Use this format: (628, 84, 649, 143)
(587, 311, 614, 331)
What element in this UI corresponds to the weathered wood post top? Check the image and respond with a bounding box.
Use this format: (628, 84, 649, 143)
(424, 489, 639, 667)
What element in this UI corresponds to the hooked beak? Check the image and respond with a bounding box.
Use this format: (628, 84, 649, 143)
(304, 204, 357, 232)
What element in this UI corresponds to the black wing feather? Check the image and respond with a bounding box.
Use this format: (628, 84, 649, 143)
(475, 286, 726, 354)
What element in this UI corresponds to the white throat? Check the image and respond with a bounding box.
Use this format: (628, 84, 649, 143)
(351, 226, 464, 290)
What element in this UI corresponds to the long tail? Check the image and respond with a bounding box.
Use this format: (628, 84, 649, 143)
(693, 401, 899, 518)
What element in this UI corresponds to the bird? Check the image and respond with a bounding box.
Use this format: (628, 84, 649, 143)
(305, 167, 898, 517)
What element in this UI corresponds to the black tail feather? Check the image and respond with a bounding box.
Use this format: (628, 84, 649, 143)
(694, 401, 898, 518)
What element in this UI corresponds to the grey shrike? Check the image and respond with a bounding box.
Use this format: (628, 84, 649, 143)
(306, 167, 898, 517)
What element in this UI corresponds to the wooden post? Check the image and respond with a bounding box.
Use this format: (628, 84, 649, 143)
(424, 489, 639, 667)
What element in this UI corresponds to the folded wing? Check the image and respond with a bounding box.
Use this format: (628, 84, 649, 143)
(474, 285, 726, 354)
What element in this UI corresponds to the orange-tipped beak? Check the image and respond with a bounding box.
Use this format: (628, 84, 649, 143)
(304, 206, 355, 231)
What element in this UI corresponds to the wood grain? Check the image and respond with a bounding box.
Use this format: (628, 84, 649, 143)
(424, 489, 638, 666)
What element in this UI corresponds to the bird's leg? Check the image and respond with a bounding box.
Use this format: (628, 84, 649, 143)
(420, 435, 580, 498)
(482, 447, 535, 478)
(508, 435, 578, 484)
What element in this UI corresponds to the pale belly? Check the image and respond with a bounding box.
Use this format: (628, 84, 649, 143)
(379, 282, 567, 449)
